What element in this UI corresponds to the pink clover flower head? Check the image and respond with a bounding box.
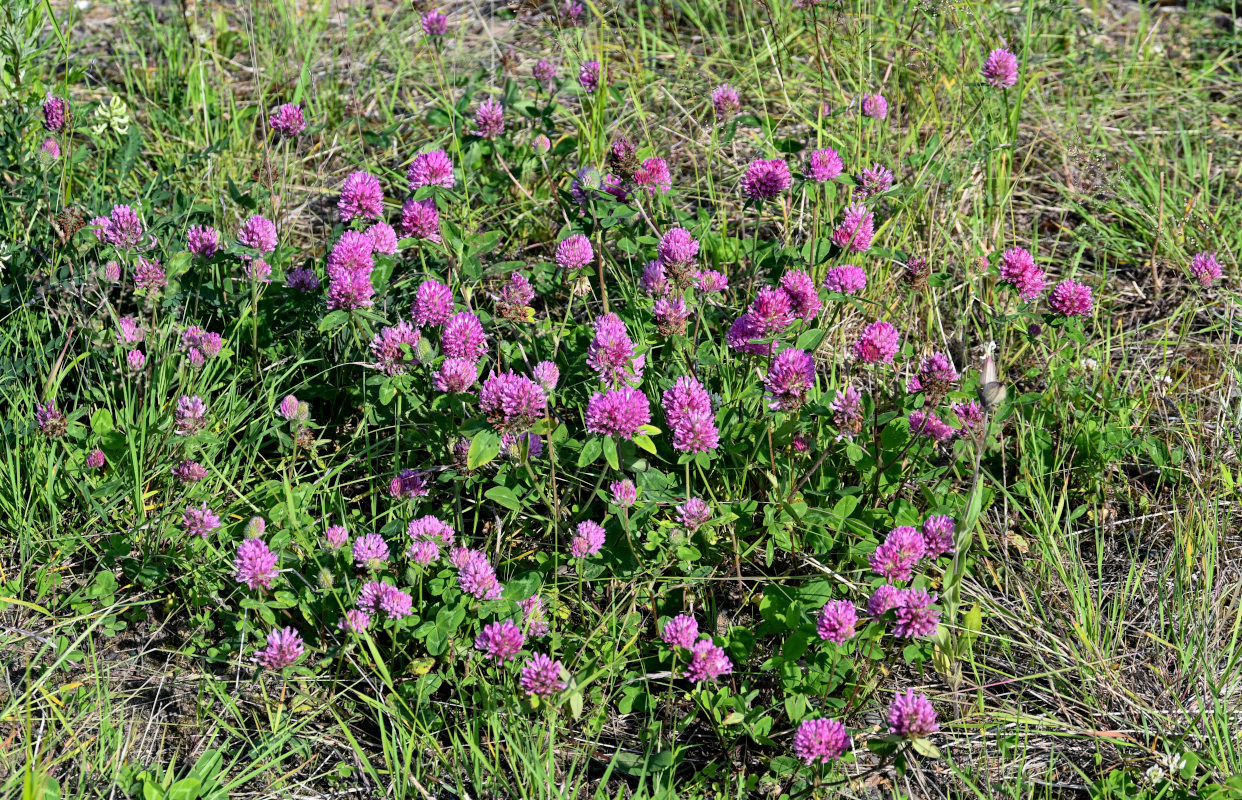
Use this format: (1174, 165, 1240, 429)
(235, 538, 279, 590)
(861, 93, 888, 120)
(982, 48, 1019, 89)
(358, 581, 413, 619)
(816, 599, 858, 644)
(521, 653, 566, 696)
(570, 520, 607, 558)
(400, 198, 441, 242)
(370, 321, 421, 376)
(641, 261, 671, 296)
(921, 515, 955, 558)
(412, 279, 453, 326)
(182, 502, 221, 539)
(893, 588, 940, 638)
(338, 171, 383, 223)
(684, 639, 732, 683)
(441, 311, 488, 362)
(434, 357, 478, 394)
(278, 394, 300, 421)
(633, 157, 672, 195)
(175, 395, 208, 435)
(480, 371, 547, 433)
(187, 225, 220, 258)
(854, 163, 895, 199)
(532, 360, 560, 393)
(43, 94, 69, 133)
(519, 595, 550, 636)
(869, 526, 926, 582)
(406, 540, 441, 566)
(104, 205, 145, 249)
(268, 103, 306, 137)
(998, 246, 1046, 301)
(117, 316, 144, 345)
(532, 134, 551, 153)
(475, 620, 525, 663)
(726, 314, 775, 357)
(533, 58, 557, 86)
(352, 534, 391, 570)
(365, 221, 399, 255)
(587, 313, 642, 387)
(338, 609, 371, 633)
(585, 388, 651, 439)
(748, 286, 796, 336)
(657, 227, 699, 267)
(34, 402, 65, 438)
(677, 497, 712, 531)
(909, 410, 957, 443)
(807, 147, 844, 182)
(388, 468, 429, 500)
(86, 448, 106, 469)
(1189, 252, 1222, 288)
(653, 296, 692, 336)
(852, 321, 899, 364)
(662, 375, 712, 430)
(711, 83, 741, 119)
(793, 718, 850, 765)
(324, 524, 350, 550)
(556, 233, 594, 271)
(831, 203, 875, 252)
(765, 348, 816, 411)
(497, 271, 535, 316)
(104, 260, 122, 281)
(172, 459, 208, 483)
(1050, 280, 1093, 317)
(888, 690, 939, 738)
(610, 479, 637, 508)
(248, 257, 271, 284)
(408, 515, 455, 548)
(256, 627, 304, 670)
(127, 349, 146, 372)
(741, 158, 791, 202)
(868, 584, 902, 616)
(133, 257, 166, 291)
(407, 149, 455, 191)
(780, 270, 822, 320)
(823, 264, 867, 295)
(671, 409, 720, 453)
(695, 269, 729, 294)
(578, 60, 600, 92)
(917, 352, 959, 390)
(559, 0, 584, 24)
(238, 214, 277, 254)
(286, 266, 320, 292)
(473, 98, 505, 139)
(421, 9, 448, 36)
(661, 614, 699, 649)
(953, 400, 985, 431)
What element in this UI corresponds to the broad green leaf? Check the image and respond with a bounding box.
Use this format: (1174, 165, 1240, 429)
(485, 485, 521, 511)
(468, 430, 501, 470)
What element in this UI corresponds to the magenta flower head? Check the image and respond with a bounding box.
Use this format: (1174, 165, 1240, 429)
(633, 156, 672, 195)
(578, 60, 601, 92)
(520, 653, 566, 696)
(998, 246, 1046, 301)
(408, 149, 455, 191)
(43, 94, 69, 133)
(823, 265, 867, 295)
(182, 502, 221, 539)
(663, 376, 718, 453)
(642, 261, 671, 296)
(532, 360, 560, 393)
(357, 580, 413, 619)
(389, 468, 429, 500)
(711, 83, 741, 119)
(235, 538, 279, 590)
(854, 163, 895, 199)
(338, 171, 384, 223)
(1049, 280, 1093, 317)
(38, 137, 59, 163)
(34, 401, 66, 438)
(684, 639, 732, 683)
(793, 718, 850, 765)
(653, 297, 691, 337)
(726, 314, 775, 357)
(852, 321, 899, 365)
(861, 93, 888, 120)
(421, 9, 448, 36)
(520, 595, 550, 636)
(585, 388, 651, 439)
(104, 260, 122, 282)
(175, 395, 208, 435)
(868, 584, 901, 616)
(556, 233, 594, 271)
(1189, 252, 1222, 288)
(370, 321, 421, 376)
(533, 58, 558, 87)
(677, 497, 713, 531)
(475, 620, 525, 663)
(807, 147, 844, 182)
(661, 615, 699, 650)
(817, 600, 858, 644)
(365, 221, 398, 255)
(695, 269, 729, 294)
(982, 48, 1019, 89)
(831, 203, 875, 252)
(406, 540, 439, 566)
(953, 400, 985, 432)
(480, 371, 548, 433)
(888, 690, 938, 738)
(610, 479, 638, 508)
(765, 348, 816, 411)
(400, 198, 442, 243)
(117, 316, 144, 345)
(435, 358, 478, 394)
(454, 548, 503, 600)
(237, 214, 277, 254)
(286, 266, 320, 293)
(917, 352, 959, 395)
(473, 97, 505, 139)
(352, 534, 391, 570)
(172, 459, 208, 483)
(749, 286, 796, 336)
(278, 394, 300, 421)
(532, 133, 551, 153)
(133, 257, 166, 291)
(587, 313, 642, 387)
(657, 227, 699, 267)
(339, 609, 371, 633)
(268, 103, 306, 137)
(741, 158, 791, 202)
(559, 0, 584, 24)
(869, 526, 927, 582)
(127, 349, 146, 373)
(442, 311, 488, 362)
(187, 225, 220, 258)
(103, 204, 144, 248)
(781, 270, 822, 320)
(324, 524, 350, 550)
(412, 279, 453, 326)
(892, 588, 940, 638)
(256, 627, 304, 670)
(408, 516, 456, 550)
(86, 448, 106, 469)
(570, 520, 607, 558)
(909, 410, 957, 443)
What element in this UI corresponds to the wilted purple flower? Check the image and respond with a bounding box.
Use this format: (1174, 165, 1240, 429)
(1049, 280, 1093, 317)
(888, 690, 938, 738)
(175, 395, 208, 435)
(684, 639, 732, 683)
(559, 0, 584, 24)
(473, 98, 505, 139)
(237, 214, 278, 254)
(861, 93, 888, 119)
(520, 595, 550, 636)
(780, 270, 822, 320)
(235, 538, 279, 590)
(587, 313, 642, 387)
(633, 157, 671, 195)
(917, 352, 959, 394)
(269, 103, 306, 137)
(126, 349, 146, 373)
(578, 60, 600, 92)
(852, 321, 899, 365)
(338, 171, 383, 222)
(817, 600, 858, 644)
(555, 234, 594, 271)
(807, 147, 844, 182)
(695, 269, 729, 294)
(570, 520, 606, 558)
(677, 497, 712, 531)
(793, 718, 850, 765)
(909, 410, 957, 443)
(480, 371, 547, 433)
(475, 620, 525, 662)
(765, 348, 816, 411)
(903, 256, 931, 288)
(182, 502, 221, 538)
(388, 468, 429, 500)
(133, 257, 166, 291)
(748, 286, 796, 336)
(982, 48, 1019, 89)
(711, 84, 741, 119)
(172, 459, 208, 483)
(187, 225, 220, 258)
(868, 584, 902, 616)
(823, 265, 867, 295)
(324, 524, 350, 550)
(434, 358, 478, 393)
(921, 515, 955, 558)
(610, 479, 637, 508)
(256, 627, 304, 670)
(43, 94, 69, 133)
(953, 400, 984, 431)
(338, 609, 371, 633)
(533, 58, 558, 87)
(998, 247, 1046, 301)
(352, 534, 390, 570)
(412, 280, 453, 326)
(286, 266, 320, 293)
(401, 198, 441, 243)
(441, 312, 488, 362)
(869, 526, 926, 582)
(854, 163, 894, 199)
(662, 615, 699, 649)
(407, 150, 455, 191)
(832, 203, 875, 252)
(653, 297, 691, 336)
(370, 321, 421, 376)
(741, 158, 791, 202)
(520, 653, 566, 696)
(1189, 252, 1222, 288)
(85, 448, 106, 469)
(532, 361, 559, 393)
(657, 227, 699, 267)
(421, 9, 448, 36)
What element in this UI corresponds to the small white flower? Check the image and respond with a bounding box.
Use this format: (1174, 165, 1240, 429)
(1145, 765, 1165, 784)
